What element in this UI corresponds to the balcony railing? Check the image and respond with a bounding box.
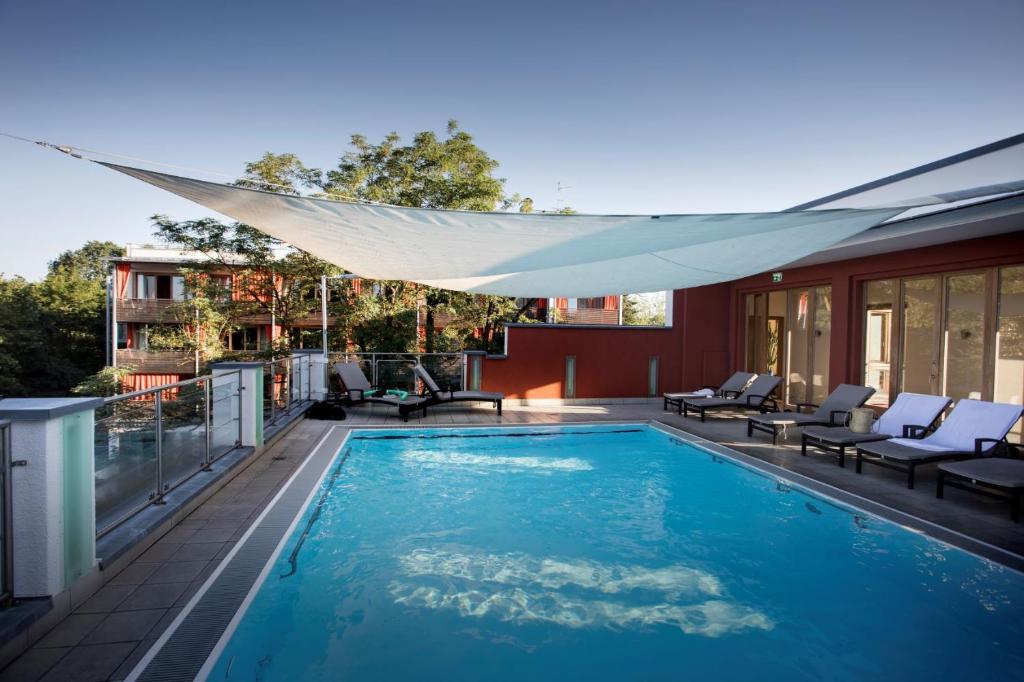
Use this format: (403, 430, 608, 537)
(116, 349, 197, 374)
(0, 420, 12, 607)
(94, 372, 243, 536)
(263, 355, 314, 428)
(327, 352, 464, 395)
(114, 298, 181, 322)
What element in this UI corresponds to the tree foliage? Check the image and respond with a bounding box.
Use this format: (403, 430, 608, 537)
(0, 241, 124, 396)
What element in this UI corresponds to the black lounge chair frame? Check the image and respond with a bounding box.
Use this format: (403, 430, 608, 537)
(936, 442, 1024, 522)
(856, 437, 1009, 489)
(801, 423, 931, 468)
(682, 389, 779, 423)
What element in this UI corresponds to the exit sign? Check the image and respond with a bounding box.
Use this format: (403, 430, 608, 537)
(771, 272, 783, 283)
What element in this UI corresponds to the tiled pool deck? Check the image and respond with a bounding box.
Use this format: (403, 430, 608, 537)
(3, 401, 1022, 681)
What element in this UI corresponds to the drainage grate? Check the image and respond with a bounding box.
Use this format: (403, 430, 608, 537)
(134, 426, 346, 682)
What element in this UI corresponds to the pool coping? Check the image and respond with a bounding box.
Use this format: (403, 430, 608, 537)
(127, 418, 1024, 680)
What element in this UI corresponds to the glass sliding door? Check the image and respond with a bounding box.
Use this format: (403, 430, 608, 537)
(785, 289, 811, 405)
(863, 279, 896, 407)
(995, 266, 1024, 439)
(745, 293, 768, 374)
(745, 286, 830, 407)
(810, 286, 832, 405)
(942, 272, 989, 401)
(900, 277, 941, 395)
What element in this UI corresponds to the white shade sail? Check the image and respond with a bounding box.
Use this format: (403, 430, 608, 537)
(101, 151, 1022, 297)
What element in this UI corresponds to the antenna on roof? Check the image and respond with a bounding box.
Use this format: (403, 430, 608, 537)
(556, 181, 573, 211)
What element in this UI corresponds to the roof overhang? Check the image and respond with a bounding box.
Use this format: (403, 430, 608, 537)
(783, 193, 1024, 268)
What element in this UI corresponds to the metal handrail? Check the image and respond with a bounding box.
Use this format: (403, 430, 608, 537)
(0, 420, 12, 607)
(95, 369, 244, 538)
(263, 354, 314, 428)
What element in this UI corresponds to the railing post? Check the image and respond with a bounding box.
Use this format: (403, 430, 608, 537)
(153, 390, 166, 505)
(372, 353, 378, 388)
(203, 378, 212, 471)
(269, 364, 276, 425)
(237, 370, 244, 446)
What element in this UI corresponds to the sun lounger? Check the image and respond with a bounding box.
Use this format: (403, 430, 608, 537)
(663, 371, 755, 414)
(855, 399, 1023, 489)
(745, 384, 876, 445)
(937, 439, 1024, 521)
(332, 362, 430, 415)
(800, 392, 951, 467)
(681, 374, 782, 422)
(411, 364, 504, 418)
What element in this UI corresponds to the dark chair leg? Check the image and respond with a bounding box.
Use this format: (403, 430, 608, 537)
(855, 449, 863, 474)
(678, 401, 683, 416)
(800, 435, 807, 456)
(907, 464, 916, 490)
(699, 408, 706, 423)
(771, 427, 778, 446)
(747, 420, 753, 438)
(497, 400, 502, 416)
(837, 445, 845, 468)
(683, 402, 689, 417)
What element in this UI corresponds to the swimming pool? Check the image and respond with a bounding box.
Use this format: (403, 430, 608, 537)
(196, 424, 1024, 681)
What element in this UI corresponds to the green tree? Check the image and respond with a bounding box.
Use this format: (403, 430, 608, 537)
(0, 241, 123, 396)
(150, 215, 340, 358)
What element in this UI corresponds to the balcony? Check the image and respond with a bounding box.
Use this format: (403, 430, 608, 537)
(554, 308, 621, 325)
(116, 349, 197, 374)
(115, 298, 181, 322)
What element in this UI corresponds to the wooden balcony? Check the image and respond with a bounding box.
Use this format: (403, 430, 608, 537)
(554, 308, 621, 325)
(114, 298, 181, 323)
(116, 349, 197, 374)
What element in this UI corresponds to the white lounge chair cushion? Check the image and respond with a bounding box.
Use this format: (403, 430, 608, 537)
(906, 399, 1022, 452)
(874, 392, 952, 437)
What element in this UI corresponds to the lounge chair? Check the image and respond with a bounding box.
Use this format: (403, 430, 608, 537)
(746, 384, 877, 445)
(332, 362, 430, 416)
(411, 364, 504, 418)
(937, 436, 1024, 521)
(855, 399, 1023, 489)
(800, 392, 952, 467)
(663, 371, 755, 414)
(681, 374, 782, 422)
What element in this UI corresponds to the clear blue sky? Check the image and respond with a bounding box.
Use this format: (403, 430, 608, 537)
(1, 0, 1021, 279)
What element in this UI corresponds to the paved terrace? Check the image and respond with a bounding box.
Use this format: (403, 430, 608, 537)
(3, 401, 1022, 681)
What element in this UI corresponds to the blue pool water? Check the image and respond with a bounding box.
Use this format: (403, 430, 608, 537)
(206, 425, 1024, 681)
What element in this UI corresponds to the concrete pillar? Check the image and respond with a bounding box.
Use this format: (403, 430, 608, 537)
(464, 351, 486, 391)
(0, 397, 103, 598)
(292, 349, 327, 401)
(210, 362, 264, 448)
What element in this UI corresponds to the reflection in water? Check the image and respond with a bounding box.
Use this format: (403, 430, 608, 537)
(390, 549, 773, 637)
(401, 451, 593, 472)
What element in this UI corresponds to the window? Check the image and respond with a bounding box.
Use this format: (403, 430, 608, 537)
(996, 266, 1024, 439)
(861, 265, 1024, 441)
(229, 327, 263, 351)
(134, 273, 187, 300)
(116, 323, 128, 349)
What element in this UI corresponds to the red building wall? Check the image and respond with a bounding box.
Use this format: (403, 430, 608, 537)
(479, 232, 1024, 399)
